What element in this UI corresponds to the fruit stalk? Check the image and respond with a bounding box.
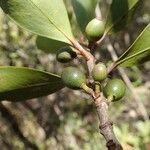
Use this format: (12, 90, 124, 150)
(94, 95, 123, 150)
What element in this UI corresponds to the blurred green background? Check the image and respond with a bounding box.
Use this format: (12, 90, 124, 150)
(0, 0, 150, 150)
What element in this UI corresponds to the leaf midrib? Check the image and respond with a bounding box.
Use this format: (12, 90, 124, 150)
(28, 0, 71, 42)
(117, 24, 150, 60)
(116, 47, 150, 66)
(0, 80, 63, 93)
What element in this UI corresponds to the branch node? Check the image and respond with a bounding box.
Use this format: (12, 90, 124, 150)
(99, 121, 113, 131)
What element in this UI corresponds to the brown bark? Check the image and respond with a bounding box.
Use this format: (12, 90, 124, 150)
(94, 95, 123, 150)
(70, 37, 123, 150)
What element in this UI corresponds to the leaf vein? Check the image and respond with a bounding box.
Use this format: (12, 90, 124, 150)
(28, 0, 71, 42)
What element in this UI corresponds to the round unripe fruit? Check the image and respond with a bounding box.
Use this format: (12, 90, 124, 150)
(85, 18, 105, 41)
(92, 63, 107, 81)
(61, 67, 86, 89)
(56, 47, 77, 63)
(103, 79, 126, 101)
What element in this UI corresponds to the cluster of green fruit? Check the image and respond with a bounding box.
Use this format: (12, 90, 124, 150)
(56, 18, 126, 102)
(61, 65, 126, 102)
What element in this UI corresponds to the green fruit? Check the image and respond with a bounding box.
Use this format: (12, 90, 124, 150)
(92, 63, 107, 81)
(85, 18, 105, 41)
(61, 67, 86, 89)
(56, 47, 77, 63)
(103, 79, 126, 101)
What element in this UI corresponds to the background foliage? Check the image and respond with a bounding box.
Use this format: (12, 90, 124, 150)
(0, 0, 150, 150)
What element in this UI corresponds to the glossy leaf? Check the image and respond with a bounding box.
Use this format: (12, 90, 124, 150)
(105, 0, 140, 34)
(0, 67, 64, 101)
(36, 36, 68, 53)
(72, 0, 98, 32)
(0, 0, 73, 43)
(115, 24, 150, 67)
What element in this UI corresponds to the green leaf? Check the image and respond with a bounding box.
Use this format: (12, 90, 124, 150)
(115, 24, 150, 67)
(72, 0, 98, 32)
(36, 36, 68, 54)
(0, 67, 64, 101)
(105, 0, 140, 34)
(0, 0, 73, 44)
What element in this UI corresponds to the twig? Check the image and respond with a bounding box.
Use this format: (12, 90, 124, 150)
(72, 34, 123, 149)
(83, 84, 123, 149)
(106, 39, 149, 121)
(94, 95, 123, 150)
(70, 38, 95, 76)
